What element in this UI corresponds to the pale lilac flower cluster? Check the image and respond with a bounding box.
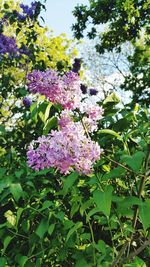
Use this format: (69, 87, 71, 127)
(82, 104, 104, 133)
(27, 111, 101, 174)
(27, 68, 103, 174)
(27, 70, 81, 109)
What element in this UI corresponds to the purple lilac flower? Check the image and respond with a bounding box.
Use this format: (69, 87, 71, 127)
(20, 1, 39, 19)
(0, 33, 18, 55)
(27, 111, 101, 174)
(23, 97, 32, 108)
(27, 69, 81, 110)
(89, 88, 98, 96)
(82, 103, 104, 132)
(80, 84, 87, 94)
(72, 58, 82, 73)
(15, 12, 26, 21)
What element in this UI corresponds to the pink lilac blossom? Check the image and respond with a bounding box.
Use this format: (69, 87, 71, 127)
(27, 69, 81, 109)
(27, 114, 101, 175)
(58, 109, 73, 129)
(82, 104, 104, 133)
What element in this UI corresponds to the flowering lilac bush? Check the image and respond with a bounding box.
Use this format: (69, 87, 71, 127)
(27, 69, 103, 174)
(1, 1, 150, 267)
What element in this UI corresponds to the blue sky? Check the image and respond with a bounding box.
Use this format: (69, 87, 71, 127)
(22, 0, 89, 37)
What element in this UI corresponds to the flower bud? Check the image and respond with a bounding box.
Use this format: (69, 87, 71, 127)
(23, 97, 32, 108)
(80, 84, 87, 94)
(89, 88, 98, 96)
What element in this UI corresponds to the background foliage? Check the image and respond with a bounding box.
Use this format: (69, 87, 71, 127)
(73, 0, 150, 106)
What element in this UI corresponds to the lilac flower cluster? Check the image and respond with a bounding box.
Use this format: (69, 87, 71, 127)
(82, 104, 104, 133)
(27, 68, 103, 174)
(27, 69, 81, 109)
(0, 33, 29, 57)
(0, 33, 18, 55)
(27, 110, 101, 174)
(19, 1, 39, 20)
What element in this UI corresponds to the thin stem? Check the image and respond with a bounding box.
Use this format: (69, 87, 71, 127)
(95, 172, 103, 191)
(111, 241, 129, 267)
(81, 117, 90, 138)
(131, 144, 150, 231)
(103, 152, 145, 178)
(27, 206, 47, 218)
(127, 239, 150, 262)
(112, 205, 124, 238)
(85, 210, 96, 266)
(107, 217, 115, 260)
(28, 247, 47, 260)
(7, 229, 29, 239)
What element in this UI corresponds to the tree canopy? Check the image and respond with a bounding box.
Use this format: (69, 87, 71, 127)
(73, 0, 150, 105)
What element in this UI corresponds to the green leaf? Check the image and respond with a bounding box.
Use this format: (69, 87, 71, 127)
(122, 151, 145, 172)
(103, 92, 120, 105)
(80, 199, 93, 216)
(66, 222, 83, 242)
(44, 102, 52, 122)
(54, 211, 65, 221)
(0, 182, 8, 194)
(15, 169, 24, 178)
(71, 202, 80, 217)
(16, 208, 24, 227)
(18, 256, 28, 267)
(0, 168, 6, 178)
(30, 102, 38, 120)
(0, 126, 6, 135)
(38, 111, 45, 122)
(98, 129, 123, 142)
(86, 207, 100, 222)
(4, 3, 9, 9)
(139, 200, 150, 230)
(102, 166, 126, 180)
(112, 196, 142, 206)
(48, 224, 55, 235)
(43, 116, 57, 135)
(124, 256, 146, 266)
(75, 259, 90, 267)
(2, 236, 13, 255)
(10, 183, 23, 202)
(94, 240, 106, 254)
(93, 186, 113, 217)
(60, 172, 79, 197)
(0, 257, 7, 267)
(39, 200, 53, 211)
(36, 258, 42, 267)
(36, 219, 49, 239)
